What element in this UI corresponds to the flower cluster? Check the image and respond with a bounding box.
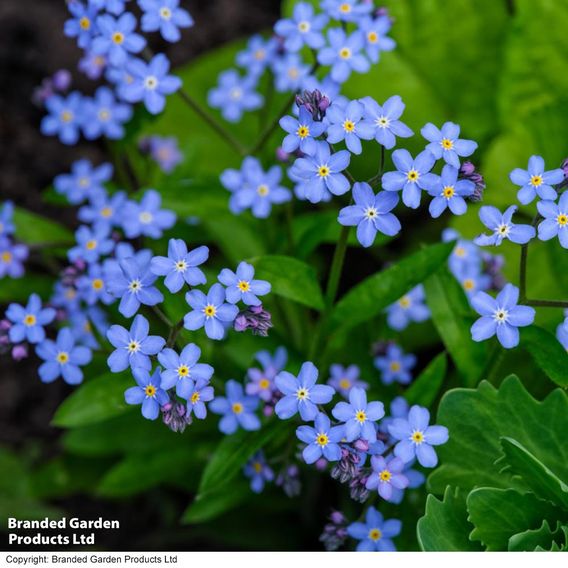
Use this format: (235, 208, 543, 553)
(0, 202, 29, 282)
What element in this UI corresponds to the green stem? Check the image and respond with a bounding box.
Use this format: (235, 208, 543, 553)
(524, 298, 568, 308)
(484, 342, 505, 385)
(325, 224, 351, 307)
(167, 318, 185, 348)
(152, 305, 173, 328)
(177, 88, 247, 157)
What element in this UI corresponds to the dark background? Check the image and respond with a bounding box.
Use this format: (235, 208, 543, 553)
(0, 0, 286, 551)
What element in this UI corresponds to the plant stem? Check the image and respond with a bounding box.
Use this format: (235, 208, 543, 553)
(524, 298, 568, 308)
(167, 317, 185, 348)
(325, 224, 350, 307)
(151, 305, 173, 328)
(177, 88, 247, 157)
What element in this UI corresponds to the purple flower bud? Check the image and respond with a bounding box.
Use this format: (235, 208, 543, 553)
(459, 161, 486, 202)
(0, 319, 12, 331)
(12, 344, 28, 361)
(353, 438, 369, 452)
(276, 463, 301, 498)
(320, 509, 348, 551)
(330, 510, 346, 525)
(234, 304, 273, 337)
(315, 457, 328, 471)
(52, 70, 72, 92)
(161, 401, 192, 433)
(276, 147, 291, 163)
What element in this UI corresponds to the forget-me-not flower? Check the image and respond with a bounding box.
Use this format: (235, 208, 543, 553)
(427, 164, 475, 218)
(509, 155, 564, 204)
(327, 364, 367, 399)
(385, 285, 430, 331)
(326, 99, 375, 154)
(421, 121, 478, 168)
(82, 86, 133, 140)
(125, 367, 169, 420)
(347, 507, 401, 552)
(209, 380, 260, 434)
(139, 0, 193, 42)
(243, 451, 274, 493)
(218, 261, 271, 306)
(474, 205, 536, 246)
(280, 105, 327, 156)
(359, 15, 396, 63)
(68, 225, 115, 265)
(360, 95, 413, 150)
(185, 378, 215, 420)
(41, 92, 84, 145)
(274, 2, 328, 52)
(6, 294, 56, 345)
(208, 70, 263, 122)
(365, 455, 409, 501)
(332, 387, 384, 442)
(91, 12, 146, 66)
(537, 192, 568, 249)
(121, 189, 176, 239)
(374, 343, 416, 386)
(54, 160, 113, 205)
(296, 413, 344, 464)
(317, 28, 369, 83)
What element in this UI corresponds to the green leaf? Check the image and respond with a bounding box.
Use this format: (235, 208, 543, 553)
(467, 487, 563, 551)
(0, 274, 53, 303)
(52, 372, 134, 429)
(328, 241, 454, 334)
(249, 255, 324, 311)
(424, 266, 488, 387)
(405, 352, 447, 407)
(13, 207, 73, 245)
(429, 376, 568, 494)
(182, 479, 250, 524)
(198, 420, 290, 497)
(498, 437, 568, 509)
(509, 520, 568, 552)
(417, 486, 482, 551)
(521, 326, 568, 388)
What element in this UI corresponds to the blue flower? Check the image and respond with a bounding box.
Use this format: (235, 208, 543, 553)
(321, 0, 373, 22)
(317, 28, 369, 83)
(0, 238, 28, 279)
(274, 2, 328, 52)
(125, 367, 169, 420)
(139, 0, 193, 42)
(82, 86, 133, 140)
(427, 164, 475, 218)
(76, 263, 114, 306)
(91, 12, 146, 67)
(36, 327, 92, 385)
(6, 294, 56, 345)
(79, 51, 107, 80)
(279, 106, 327, 156)
(107, 256, 164, 317)
(290, 141, 351, 203)
(374, 344, 416, 386)
(150, 239, 208, 293)
(296, 413, 344, 464)
(537, 192, 568, 249)
(209, 380, 261, 434)
(389, 460, 426, 504)
(326, 99, 375, 154)
(347, 507, 401, 552)
(275, 361, 335, 421)
(471, 283, 535, 349)
(556, 318, 568, 351)
(236, 35, 277, 77)
(421, 121, 478, 168)
(69, 306, 109, 350)
(145, 136, 183, 173)
(41, 92, 84, 145)
(64, 0, 100, 49)
(157, 343, 214, 398)
(107, 314, 165, 372)
(121, 54, 181, 114)
(208, 70, 263, 122)
(0, 201, 15, 237)
(360, 95, 413, 150)
(220, 158, 292, 218)
(272, 54, 311, 92)
(385, 285, 430, 331)
(68, 225, 115, 265)
(54, 160, 113, 205)
(379, 396, 409, 442)
(359, 15, 396, 63)
(381, 149, 438, 209)
(327, 364, 368, 399)
(246, 347, 288, 401)
(509, 155, 564, 204)
(365, 455, 409, 501)
(474, 205, 536, 246)
(454, 263, 491, 300)
(243, 451, 274, 493)
(443, 228, 483, 275)
(184, 283, 239, 340)
(338, 182, 401, 247)
(121, 189, 176, 239)
(388, 405, 449, 467)
(218, 261, 271, 306)
(185, 378, 215, 420)
(103, 243, 153, 283)
(332, 387, 384, 442)
(78, 189, 127, 231)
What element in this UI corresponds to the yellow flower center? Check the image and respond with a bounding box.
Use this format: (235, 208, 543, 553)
(100, 207, 113, 218)
(79, 17, 91, 30)
(379, 469, 392, 482)
(65, 288, 76, 299)
(343, 119, 356, 132)
(339, 47, 352, 59)
(204, 305, 217, 317)
(364, 207, 377, 219)
(318, 165, 330, 178)
(257, 184, 269, 196)
(98, 108, 110, 122)
(78, 177, 89, 187)
(407, 169, 419, 182)
(442, 185, 455, 199)
(463, 278, 475, 291)
(56, 352, 69, 364)
(232, 402, 243, 414)
(1, 251, 12, 263)
(259, 378, 271, 390)
(237, 280, 251, 292)
(296, 388, 308, 400)
(297, 125, 310, 139)
(177, 365, 190, 377)
(112, 32, 124, 45)
(376, 116, 389, 128)
(159, 6, 172, 19)
(127, 341, 140, 353)
(24, 314, 36, 327)
(298, 20, 310, 32)
(557, 214, 568, 226)
(253, 461, 263, 473)
(92, 278, 104, 290)
(139, 211, 153, 224)
(230, 87, 243, 100)
(497, 224, 510, 235)
(389, 361, 401, 372)
(175, 260, 187, 272)
(441, 138, 454, 150)
(339, 378, 351, 390)
(85, 240, 97, 251)
(454, 246, 466, 257)
(316, 433, 329, 447)
(60, 110, 73, 123)
(287, 67, 299, 79)
(368, 528, 382, 541)
(144, 76, 158, 90)
(254, 49, 266, 61)
(355, 410, 367, 424)
(411, 430, 425, 444)
(530, 174, 543, 187)
(145, 385, 157, 397)
(190, 392, 200, 404)
(367, 31, 379, 43)
(339, 3, 352, 13)
(398, 295, 411, 309)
